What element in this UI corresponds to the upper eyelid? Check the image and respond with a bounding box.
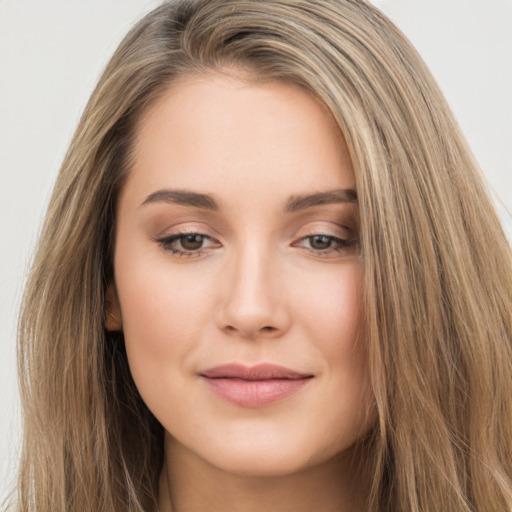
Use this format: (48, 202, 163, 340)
(154, 223, 218, 238)
(152, 217, 358, 240)
(155, 226, 356, 240)
(294, 222, 357, 237)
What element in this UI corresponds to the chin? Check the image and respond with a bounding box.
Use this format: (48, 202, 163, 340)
(215, 453, 308, 477)
(195, 432, 354, 478)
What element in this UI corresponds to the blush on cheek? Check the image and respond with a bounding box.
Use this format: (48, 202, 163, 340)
(117, 263, 215, 392)
(300, 262, 363, 348)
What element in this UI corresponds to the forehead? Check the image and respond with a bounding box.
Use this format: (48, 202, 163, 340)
(124, 73, 354, 206)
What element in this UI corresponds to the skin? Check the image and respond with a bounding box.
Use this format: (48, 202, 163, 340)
(108, 72, 374, 511)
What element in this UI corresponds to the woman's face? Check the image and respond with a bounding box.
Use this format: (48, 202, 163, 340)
(110, 73, 373, 476)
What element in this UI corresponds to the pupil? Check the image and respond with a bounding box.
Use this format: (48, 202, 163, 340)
(310, 235, 331, 250)
(181, 234, 203, 250)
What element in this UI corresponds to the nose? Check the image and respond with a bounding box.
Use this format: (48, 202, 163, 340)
(215, 243, 290, 339)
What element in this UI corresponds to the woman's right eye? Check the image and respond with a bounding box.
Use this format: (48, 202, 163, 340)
(157, 233, 220, 257)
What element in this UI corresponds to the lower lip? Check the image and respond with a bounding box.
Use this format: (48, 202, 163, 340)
(202, 377, 311, 407)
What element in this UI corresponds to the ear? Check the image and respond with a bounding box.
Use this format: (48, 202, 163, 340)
(105, 283, 123, 331)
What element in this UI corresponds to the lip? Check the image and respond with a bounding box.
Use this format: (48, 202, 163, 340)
(200, 363, 314, 407)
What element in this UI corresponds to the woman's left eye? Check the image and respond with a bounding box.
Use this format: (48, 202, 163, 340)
(157, 233, 219, 257)
(293, 234, 358, 255)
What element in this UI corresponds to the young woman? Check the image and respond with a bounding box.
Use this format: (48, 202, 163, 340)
(14, 0, 512, 511)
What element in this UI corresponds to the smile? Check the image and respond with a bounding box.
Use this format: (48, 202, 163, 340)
(200, 363, 314, 407)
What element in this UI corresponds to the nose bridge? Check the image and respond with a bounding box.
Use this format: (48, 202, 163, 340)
(218, 236, 287, 337)
(235, 240, 272, 306)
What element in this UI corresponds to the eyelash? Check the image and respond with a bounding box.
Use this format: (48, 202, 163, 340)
(157, 232, 218, 258)
(157, 232, 359, 258)
(292, 234, 359, 256)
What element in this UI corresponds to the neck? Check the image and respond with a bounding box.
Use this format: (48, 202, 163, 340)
(158, 434, 371, 512)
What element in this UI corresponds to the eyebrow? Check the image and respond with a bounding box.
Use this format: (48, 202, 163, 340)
(140, 189, 219, 210)
(140, 187, 357, 212)
(285, 188, 358, 212)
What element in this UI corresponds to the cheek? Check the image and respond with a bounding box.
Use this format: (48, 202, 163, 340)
(118, 269, 200, 350)
(295, 260, 365, 357)
(113, 248, 215, 404)
(328, 264, 368, 403)
(293, 261, 371, 428)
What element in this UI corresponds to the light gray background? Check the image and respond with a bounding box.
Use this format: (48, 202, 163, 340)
(1, 0, 511, 501)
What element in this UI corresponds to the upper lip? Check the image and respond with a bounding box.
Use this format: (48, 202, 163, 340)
(200, 363, 313, 380)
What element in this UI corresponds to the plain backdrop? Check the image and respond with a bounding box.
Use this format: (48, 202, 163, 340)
(1, 0, 511, 500)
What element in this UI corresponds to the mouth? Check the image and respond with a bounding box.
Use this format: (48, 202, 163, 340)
(199, 363, 314, 408)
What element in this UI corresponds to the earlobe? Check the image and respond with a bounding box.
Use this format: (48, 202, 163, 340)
(105, 283, 123, 331)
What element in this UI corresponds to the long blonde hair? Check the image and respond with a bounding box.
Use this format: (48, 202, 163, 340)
(16, 1, 512, 510)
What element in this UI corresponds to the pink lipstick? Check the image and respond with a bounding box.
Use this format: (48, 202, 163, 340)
(200, 363, 313, 407)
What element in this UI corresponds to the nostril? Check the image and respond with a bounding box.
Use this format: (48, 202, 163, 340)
(260, 326, 276, 332)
